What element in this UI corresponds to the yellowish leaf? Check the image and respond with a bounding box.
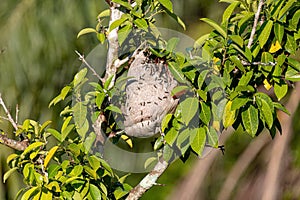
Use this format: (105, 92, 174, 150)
(269, 40, 282, 53)
(263, 79, 272, 90)
(121, 135, 133, 148)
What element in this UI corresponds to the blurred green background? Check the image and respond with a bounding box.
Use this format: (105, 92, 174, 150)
(0, 0, 300, 199)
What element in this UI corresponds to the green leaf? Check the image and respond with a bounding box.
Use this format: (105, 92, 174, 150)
(179, 97, 199, 126)
(133, 18, 148, 31)
(201, 18, 227, 38)
(21, 187, 39, 200)
(288, 57, 300, 71)
(74, 68, 88, 88)
(285, 66, 300, 81)
(89, 184, 101, 200)
(229, 35, 244, 48)
(112, 0, 132, 10)
(223, 100, 236, 128)
(242, 105, 259, 137)
(255, 93, 274, 128)
(278, 0, 296, 21)
(97, 33, 106, 44)
(84, 132, 96, 153)
(167, 11, 186, 30)
(274, 80, 288, 101)
(168, 62, 187, 83)
(171, 85, 189, 97)
(44, 146, 59, 168)
(291, 10, 300, 30)
(46, 181, 61, 192)
(88, 155, 101, 170)
(163, 145, 174, 163)
(274, 23, 284, 43)
(190, 127, 206, 156)
(285, 34, 297, 54)
(164, 127, 178, 146)
(166, 37, 180, 53)
(238, 71, 253, 86)
(273, 102, 290, 115)
(6, 153, 18, 166)
(176, 129, 190, 155)
(222, 1, 240, 26)
(73, 102, 87, 128)
(77, 28, 97, 38)
(258, 21, 273, 48)
(230, 55, 245, 72)
(47, 128, 62, 142)
(98, 9, 110, 18)
(238, 12, 254, 29)
(161, 113, 173, 133)
(158, 0, 173, 13)
(199, 101, 211, 125)
(207, 126, 219, 148)
(21, 142, 44, 157)
(154, 136, 164, 150)
(231, 97, 249, 110)
(104, 105, 122, 114)
(61, 116, 72, 133)
(3, 167, 18, 183)
(198, 69, 209, 89)
(118, 24, 132, 46)
(194, 34, 210, 48)
(69, 165, 83, 177)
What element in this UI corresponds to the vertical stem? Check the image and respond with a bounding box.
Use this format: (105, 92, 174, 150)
(247, 0, 264, 48)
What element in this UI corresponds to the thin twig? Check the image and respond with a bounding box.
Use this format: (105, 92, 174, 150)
(75, 50, 104, 83)
(247, 0, 264, 48)
(15, 104, 19, 124)
(0, 94, 18, 131)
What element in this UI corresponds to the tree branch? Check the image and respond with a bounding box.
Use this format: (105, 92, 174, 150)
(0, 132, 28, 151)
(105, 2, 123, 89)
(75, 50, 104, 83)
(126, 156, 169, 200)
(247, 0, 264, 48)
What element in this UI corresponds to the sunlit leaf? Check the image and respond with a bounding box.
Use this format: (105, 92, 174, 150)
(223, 100, 236, 128)
(258, 21, 273, 48)
(274, 80, 288, 101)
(269, 40, 282, 53)
(201, 18, 227, 38)
(158, 0, 173, 13)
(77, 28, 97, 38)
(44, 146, 59, 168)
(3, 167, 18, 183)
(242, 105, 258, 137)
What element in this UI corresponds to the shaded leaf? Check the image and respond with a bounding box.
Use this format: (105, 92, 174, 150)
(179, 97, 199, 126)
(190, 127, 206, 156)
